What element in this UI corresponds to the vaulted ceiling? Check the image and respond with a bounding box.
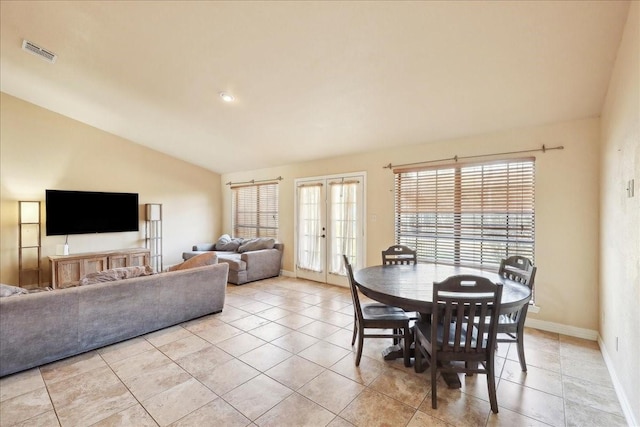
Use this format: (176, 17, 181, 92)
(0, 1, 630, 174)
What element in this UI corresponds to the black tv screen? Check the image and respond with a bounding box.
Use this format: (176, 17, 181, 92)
(46, 190, 139, 236)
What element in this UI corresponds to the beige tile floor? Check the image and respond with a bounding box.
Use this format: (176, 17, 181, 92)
(0, 276, 628, 427)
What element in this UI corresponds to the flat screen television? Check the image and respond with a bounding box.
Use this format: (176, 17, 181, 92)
(45, 190, 139, 236)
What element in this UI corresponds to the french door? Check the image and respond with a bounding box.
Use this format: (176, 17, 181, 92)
(295, 173, 366, 287)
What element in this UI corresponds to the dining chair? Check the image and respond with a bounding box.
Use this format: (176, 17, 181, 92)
(382, 244, 420, 321)
(343, 255, 411, 367)
(381, 244, 417, 265)
(414, 274, 503, 413)
(497, 255, 537, 371)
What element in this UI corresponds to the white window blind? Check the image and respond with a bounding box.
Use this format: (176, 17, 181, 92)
(232, 183, 279, 239)
(394, 159, 535, 269)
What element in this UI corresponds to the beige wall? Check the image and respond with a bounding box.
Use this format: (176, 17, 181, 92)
(600, 2, 639, 424)
(222, 117, 601, 331)
(0, 93, 222, 284)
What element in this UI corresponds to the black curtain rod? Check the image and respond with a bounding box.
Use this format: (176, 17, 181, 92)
(383, 144, 564, 170)
(226, 176, 283, 186)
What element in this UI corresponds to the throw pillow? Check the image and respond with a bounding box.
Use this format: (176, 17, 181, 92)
(0, 283, 29, 298)
(215, 234, 231, 248)
(168, 252, 218, 271)
(237, 237, 276, 253)
(215, 235, 243, 252)
(79, 265, 153, 286)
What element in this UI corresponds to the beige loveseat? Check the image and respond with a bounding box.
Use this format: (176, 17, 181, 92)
(182, 236, 283, 285)
(0, 263, 229, 377)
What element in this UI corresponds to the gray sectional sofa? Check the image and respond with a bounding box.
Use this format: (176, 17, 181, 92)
(0, 263, 229, 377)
(182, 238, 283, 285)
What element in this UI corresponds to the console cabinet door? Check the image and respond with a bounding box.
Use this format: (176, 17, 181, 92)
(82, 256, 108, 276)
(55, 259, 82, 287)
(109, 254, 128, 269)
(129, 252, 149, 267)
(53, 256, 107, 287)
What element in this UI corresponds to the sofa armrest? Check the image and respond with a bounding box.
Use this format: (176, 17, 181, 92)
(192, 243, 216, 251)
(240, 248, 283, 281)
(240, 248, 281, 264)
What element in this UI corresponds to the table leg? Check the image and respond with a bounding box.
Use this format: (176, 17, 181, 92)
(442, 371, 462, 389)
(382, 344, 406, 361)
(413, 358, 462, 388)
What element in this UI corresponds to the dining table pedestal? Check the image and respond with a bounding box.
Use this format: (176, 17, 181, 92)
(380, 332, 464, 388)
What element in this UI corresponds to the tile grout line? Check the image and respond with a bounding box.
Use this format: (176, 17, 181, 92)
(95, 348, 160, 427)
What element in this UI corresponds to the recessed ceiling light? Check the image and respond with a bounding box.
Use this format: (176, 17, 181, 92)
(219, 92, 234, 102)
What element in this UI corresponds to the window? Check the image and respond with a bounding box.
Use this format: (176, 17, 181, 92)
(232, 183, 279, 239)
(394, 159, 535, 269)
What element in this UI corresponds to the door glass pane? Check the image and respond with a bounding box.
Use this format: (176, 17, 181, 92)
(329, 181, 359, 275)
(297, 185, 323, 272)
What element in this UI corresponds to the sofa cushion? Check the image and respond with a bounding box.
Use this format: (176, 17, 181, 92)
(215, 234, 244, 252)
(216, 252, 247, 272)
(169, 252, 218, 271)
(0, 284, 28, 298)
(79, 266, 153, 286)
(238, 237, 276, 253)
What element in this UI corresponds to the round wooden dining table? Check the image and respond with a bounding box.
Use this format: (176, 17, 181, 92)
(353, 263, 532, 388)
(354, 263, 531, 315)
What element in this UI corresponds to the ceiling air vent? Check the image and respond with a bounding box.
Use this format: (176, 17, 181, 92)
(22, 39, 57, 63)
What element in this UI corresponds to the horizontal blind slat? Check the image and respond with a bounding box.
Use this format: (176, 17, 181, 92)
(233, 183, 279, 239)
(394, 159, 535, 269)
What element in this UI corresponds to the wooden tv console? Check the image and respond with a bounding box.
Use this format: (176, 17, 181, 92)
(48, 248, 150, 289)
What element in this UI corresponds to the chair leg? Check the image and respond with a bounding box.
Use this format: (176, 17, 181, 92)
(355, 326, 364, 366)
(487, 353, 499, 413)
(515, 305, 530, 372)
(351, 316, 358, 346)
(414, 335, 423, 372)
(465, 361, 477, 376)
(431, 355, 438, 409)
(516, 331, 527, 372)
(403, 325, 411, 367)
(393, 329, 399, 345)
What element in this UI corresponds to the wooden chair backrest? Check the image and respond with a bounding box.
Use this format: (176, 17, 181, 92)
(343, 255, 364, 323)
(432, 275, 502, 357)
(498, 256, 537, 288)
(382, 245, 417, 265)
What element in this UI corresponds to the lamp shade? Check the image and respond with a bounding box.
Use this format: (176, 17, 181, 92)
(19, 201, 40, 223)
(146, 204, 161, 221)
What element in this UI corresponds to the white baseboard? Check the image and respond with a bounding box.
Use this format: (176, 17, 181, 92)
(280, 269, 295, 278)
(524, 318, 598, 341)
(515, 320, 637, 425)
(598, 336, 638, 427)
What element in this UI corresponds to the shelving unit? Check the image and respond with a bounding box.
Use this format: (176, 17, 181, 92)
(145, 203, 163, 272)
(18, 201, 41, 287)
